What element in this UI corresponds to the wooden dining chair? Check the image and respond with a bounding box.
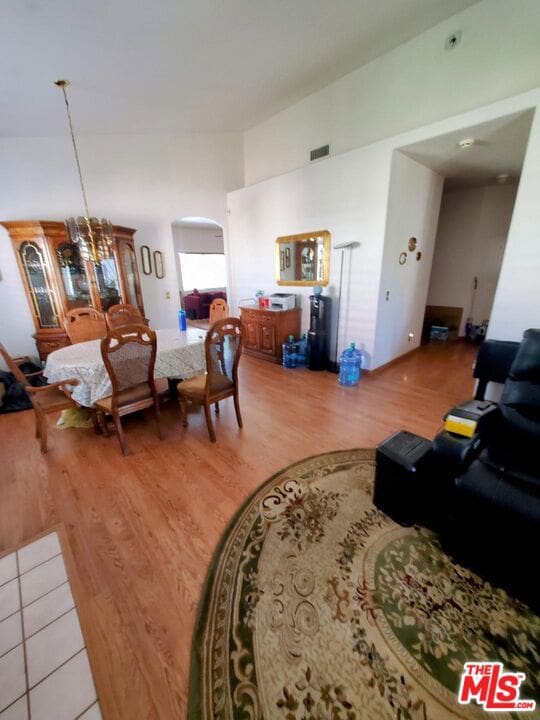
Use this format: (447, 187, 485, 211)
(177, 317, 243, 442)
(0, 343, 80, 453)
(95, 324, 162, 455)
(106, 303, 144, 330)
(209, 298, 229, 324)
(64, 307, 107, 345)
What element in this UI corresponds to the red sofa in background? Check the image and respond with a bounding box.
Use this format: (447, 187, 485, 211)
(184, 290, 227, 319)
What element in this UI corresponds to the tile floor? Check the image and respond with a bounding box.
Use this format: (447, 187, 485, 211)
(0, 532, 103, 720)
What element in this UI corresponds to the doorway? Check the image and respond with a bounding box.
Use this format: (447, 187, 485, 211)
(401, 109, 534, 349)
(171, 217, 227, 329)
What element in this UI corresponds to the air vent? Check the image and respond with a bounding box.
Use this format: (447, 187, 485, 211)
(310, 144, 330, 161)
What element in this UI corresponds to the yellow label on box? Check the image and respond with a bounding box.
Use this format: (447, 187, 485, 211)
(444, 415, 478, 438)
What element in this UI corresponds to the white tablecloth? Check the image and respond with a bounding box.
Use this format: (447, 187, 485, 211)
(44, 328, 206, 407)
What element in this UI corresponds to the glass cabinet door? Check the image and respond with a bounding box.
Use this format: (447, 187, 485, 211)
(55, 242, 92, 309)
(120, 242, 142, 310)
(93, 257, 122, 311)
(19, 241, 60, 328)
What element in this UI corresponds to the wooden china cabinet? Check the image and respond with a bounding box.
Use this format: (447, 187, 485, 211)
(1, 220, 145, 360)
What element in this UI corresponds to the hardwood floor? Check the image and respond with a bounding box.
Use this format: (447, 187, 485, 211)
(0, 341, 477, 719)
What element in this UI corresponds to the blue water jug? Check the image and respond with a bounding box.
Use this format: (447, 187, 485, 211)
(178, 309, 187, 331)
(297, 333, 308, 367)
(338, 342, 362, 386)
(282, 335, 298, 368)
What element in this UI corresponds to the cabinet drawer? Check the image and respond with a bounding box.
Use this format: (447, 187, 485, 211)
(241, 309, 259, 322)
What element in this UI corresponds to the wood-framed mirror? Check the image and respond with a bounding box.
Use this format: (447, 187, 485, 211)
(140, 245, 152, 275)
(153, 250, 165, 279)
(275, 230, 331, 286)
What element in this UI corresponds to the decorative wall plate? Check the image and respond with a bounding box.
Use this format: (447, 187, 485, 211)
(399, 251, 407, 265)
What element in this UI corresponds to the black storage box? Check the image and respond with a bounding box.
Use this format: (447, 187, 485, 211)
(374, 430, 432, 526)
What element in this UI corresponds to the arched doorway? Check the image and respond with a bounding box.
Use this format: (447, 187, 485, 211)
(172, 217, 227, 328)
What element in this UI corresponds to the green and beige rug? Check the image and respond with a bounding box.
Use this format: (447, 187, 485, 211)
(189, 449, 540, 719)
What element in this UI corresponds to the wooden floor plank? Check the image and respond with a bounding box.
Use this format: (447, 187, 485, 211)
(0, 340, 476, 719)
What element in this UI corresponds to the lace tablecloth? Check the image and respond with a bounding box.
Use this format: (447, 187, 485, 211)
(44, 327, 206, 407)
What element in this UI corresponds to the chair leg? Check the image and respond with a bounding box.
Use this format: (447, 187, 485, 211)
(35, 411, 41, 439)
(203, 402, 216, 443)
(39, 412, 48, 454)
(91, 410, 102, 435)
(233, 391, 243, 429)
(154, 397, 163, 440)
(99, 411, 110, 437)
(179, 397, 188, 427)
(112, 412, 130, 455)
(214, 402, 220, 414)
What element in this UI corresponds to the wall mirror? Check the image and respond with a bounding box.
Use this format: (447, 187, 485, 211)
(275, 230, 331, 286)
(140, 245, 152, 275)
(153, 250, 165, 279)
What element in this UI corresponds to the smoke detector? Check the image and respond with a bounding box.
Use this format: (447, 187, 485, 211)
(458, 137, 475, 149)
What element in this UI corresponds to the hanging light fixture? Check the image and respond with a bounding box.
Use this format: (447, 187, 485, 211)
(55, 79, 114, 263)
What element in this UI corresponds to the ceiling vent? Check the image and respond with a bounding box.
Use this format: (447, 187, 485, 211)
(310, 144, 330, 161)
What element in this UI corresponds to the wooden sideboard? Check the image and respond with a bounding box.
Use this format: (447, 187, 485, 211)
(240, 306, 301, 364)
(1, 220, 145, 360)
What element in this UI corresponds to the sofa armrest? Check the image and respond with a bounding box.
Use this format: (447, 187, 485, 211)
(432, 430, 482, 472)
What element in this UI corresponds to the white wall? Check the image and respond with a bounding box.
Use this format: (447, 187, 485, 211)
(427, 184, 517, 335)
(228, 88, 540, 369)
(0, 132, 243, 360)
(488, 106, 540, 341)
(227, 141, 393, 368)
(244, 0, 540, 185)
(373, 152, 443, 368)
(172, 225, 224, 293)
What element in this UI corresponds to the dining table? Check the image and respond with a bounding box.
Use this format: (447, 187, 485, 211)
(44, 327, 206, 407)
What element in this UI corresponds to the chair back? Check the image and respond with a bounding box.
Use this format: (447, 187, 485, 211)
(64, 308, 107, 344)
(101, 324, 157, 401)
(204, 318, 242, 397)
(209, 298, 229, 324)
(106, 303, 143, 330)
(0, 343, 31, 388)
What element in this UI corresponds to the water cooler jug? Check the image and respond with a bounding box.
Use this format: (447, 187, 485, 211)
(308, 293, 331, 371)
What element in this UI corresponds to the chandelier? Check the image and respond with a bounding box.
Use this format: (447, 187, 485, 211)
(55, 79, 114, 263)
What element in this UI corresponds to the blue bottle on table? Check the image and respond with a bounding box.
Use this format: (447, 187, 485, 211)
(178, 309, 187, 331)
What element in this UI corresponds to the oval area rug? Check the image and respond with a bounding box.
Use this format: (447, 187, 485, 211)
(188, 448, 540, 719)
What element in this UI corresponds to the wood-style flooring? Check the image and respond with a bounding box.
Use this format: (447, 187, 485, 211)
(0, 341, 477, 719)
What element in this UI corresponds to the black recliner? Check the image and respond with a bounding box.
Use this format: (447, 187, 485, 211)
(444, 329, 540, 607)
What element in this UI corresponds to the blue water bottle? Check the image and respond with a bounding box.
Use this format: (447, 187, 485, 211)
(297, 333, 308, 367)
(178, 309, 187, 331)
(338, 342, 362, 386)
(282, 336, 298, 368)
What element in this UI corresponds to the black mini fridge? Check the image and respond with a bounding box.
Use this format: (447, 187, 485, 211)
(308, 293, 331, 370)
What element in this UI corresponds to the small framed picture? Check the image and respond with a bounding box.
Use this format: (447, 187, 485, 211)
(285, 247, 291, 268)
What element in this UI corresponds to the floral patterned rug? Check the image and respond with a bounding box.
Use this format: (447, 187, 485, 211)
(188, 449, 540, 719)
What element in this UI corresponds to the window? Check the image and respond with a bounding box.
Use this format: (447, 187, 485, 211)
(179, 253, 226, 291)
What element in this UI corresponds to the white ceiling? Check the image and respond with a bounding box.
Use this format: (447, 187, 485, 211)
(0, 0, 476, 137)
(400, 109, 534, 189)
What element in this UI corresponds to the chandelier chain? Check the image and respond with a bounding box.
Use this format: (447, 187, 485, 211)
(59, 83, 90, 218)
